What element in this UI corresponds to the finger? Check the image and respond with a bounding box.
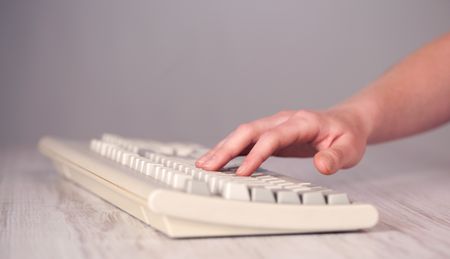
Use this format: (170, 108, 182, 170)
(198, 113, 293, 170)
(198, 123, 260, 170)
(313, 135, 363, 175)
(196, 139, 226, 166)
(273, 144, 317, 157)
(236, 119, 319, 176)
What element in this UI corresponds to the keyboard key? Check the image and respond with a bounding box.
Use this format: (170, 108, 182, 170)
(325, 192, 350, 205)
(173, 145, 194, 157)
(265, 179, 288, 185)
(138, 159, 146, 172)
(153, 166, 162, 179)
(223, 156, 245, 168)
(172, 173, 192, 190)
(145, 162, 158, 176)
(291, 186, 312, 192)
(301, 191, 326, 205)
(197, 170, 209, 181)
(251, 187, 275, 203)
(256, 175, 279, 181)
(176, 163, 185, 172)
(163, 170, 174, 185)
(275, 190, 301, 204)
(157, 168, 168, 181)
(202, 171, 220, 182)
(153, 155, 162, 164)
(222, 182, 250, 201)
(283, 183, 311, 190)
(186, 180, 210, 196)
(206, 175, 224, 194)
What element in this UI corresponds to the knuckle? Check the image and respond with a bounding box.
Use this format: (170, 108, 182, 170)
(236, 123, 254, 135)
(260, 130, 278, 141)
(275, 110, 295, 117)
(329, 122, 345, 135)
(293, 110, 320, 123)
(293, 109, 314, 117)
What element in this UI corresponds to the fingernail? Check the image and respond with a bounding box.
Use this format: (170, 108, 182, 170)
(196, 157, 207, 166)
(196, 161, 203, 168)
(321, 153, 335, 174)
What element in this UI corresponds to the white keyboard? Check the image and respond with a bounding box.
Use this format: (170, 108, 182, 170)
(38, 134, 378, 238)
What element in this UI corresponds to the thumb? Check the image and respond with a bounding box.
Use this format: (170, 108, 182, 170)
(313, 136, 363, 175)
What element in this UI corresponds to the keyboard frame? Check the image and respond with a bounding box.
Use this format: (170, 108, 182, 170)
(39, 136, 379, 238)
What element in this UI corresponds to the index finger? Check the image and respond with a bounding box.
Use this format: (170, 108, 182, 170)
(196, 112, 293, 170)
(236, 118, 319, 176)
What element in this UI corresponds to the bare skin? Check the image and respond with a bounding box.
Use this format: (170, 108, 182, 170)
(196, 33, 450, 176)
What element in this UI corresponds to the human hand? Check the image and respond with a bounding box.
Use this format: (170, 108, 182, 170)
(195, 109, 370, 176)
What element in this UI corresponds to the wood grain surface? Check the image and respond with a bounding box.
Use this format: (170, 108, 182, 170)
(1, 146, 449, 259)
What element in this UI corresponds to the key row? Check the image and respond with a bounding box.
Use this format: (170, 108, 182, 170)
(101, 133, 204, 157)
(90, 139, 350, 205)
(144, 152, 323, 194)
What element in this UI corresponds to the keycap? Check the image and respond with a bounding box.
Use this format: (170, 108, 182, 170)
(256, 175, 279, 181)
(115, 149, 123, 163)
(173, 145, 194, 156)
(165, 160, 173, 168)
(251, 187, 275, 203)
(186, 180, 210, 196)
(145, 162, 157, 176)
(153, 155, 162, 164)
(157, 168, 167, 181)
(172, 174, 192, 190)
(284, 184, 309, 190)
(137, 159, 145, 173)
(133, 156, 142, 170)
(275, 190, 301, 204)
(291, 186, 312, 192)
(163, 170, 174, 185)
(265, 179, 287, 185)
(121, 152, 132, 166)
(325, 192, 350, 205)
(145, 152, 155, 161)
(301, 191, 326, 205)
(222, 182, 250, 201)
(223, 156, 245, 168)
(264, 184, 284, 190)
(153, 166, 162, 179)
(160, 157, 167, 166)
(206, 175, 223, 194)
(202, 171, 219, 182)
(137, 148, 153, 157)
(195, 170, 208, 181)
(110, 148, 117, 160)
(212, 176, 232, 194)
(158, 146, 175, 155)
(128, 154, 136, 168)
(176, 163, 185, 172)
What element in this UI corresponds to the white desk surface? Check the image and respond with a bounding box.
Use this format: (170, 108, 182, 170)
(1, 145, 449, 259)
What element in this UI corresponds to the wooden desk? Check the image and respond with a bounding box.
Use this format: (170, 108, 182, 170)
(1, 146, 449, 258)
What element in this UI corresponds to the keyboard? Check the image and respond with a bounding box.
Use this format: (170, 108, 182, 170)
(38, 134, 379, 238)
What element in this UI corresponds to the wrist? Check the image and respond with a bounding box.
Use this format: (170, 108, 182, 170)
(327, 96, 381, 144)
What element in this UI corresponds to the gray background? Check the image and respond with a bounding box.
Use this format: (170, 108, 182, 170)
(1, 0, 449, 166)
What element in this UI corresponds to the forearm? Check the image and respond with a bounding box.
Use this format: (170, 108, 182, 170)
(334, 33, 450, 144)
